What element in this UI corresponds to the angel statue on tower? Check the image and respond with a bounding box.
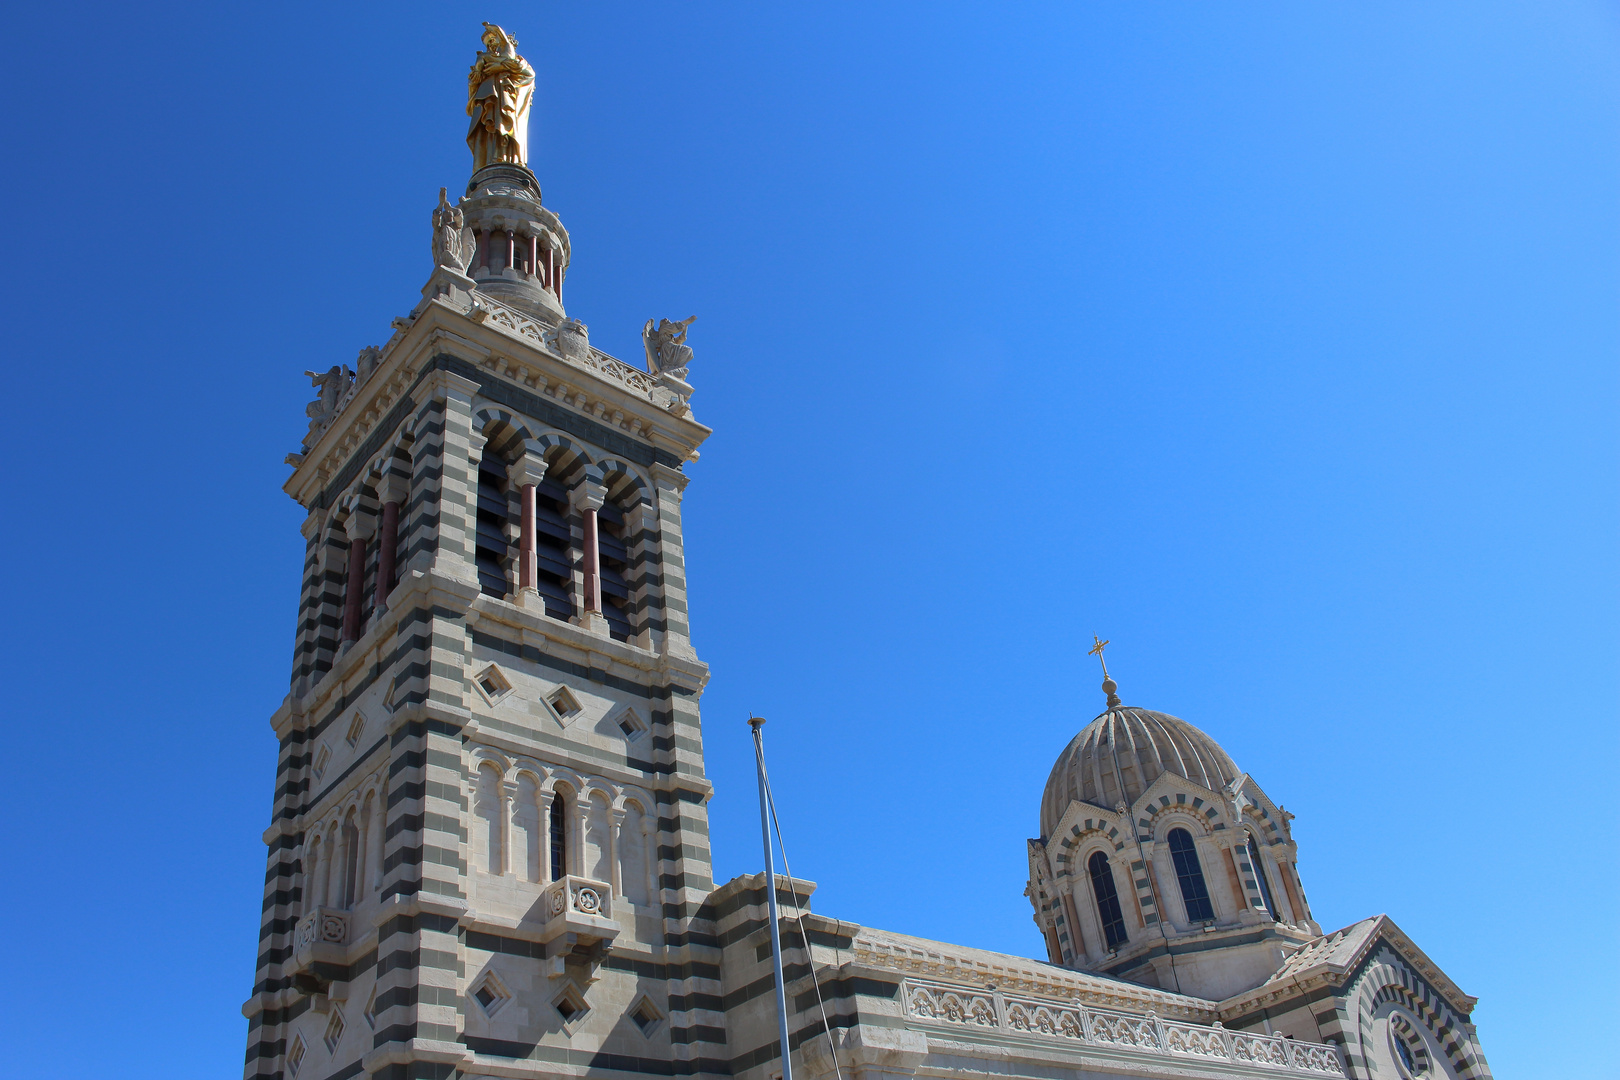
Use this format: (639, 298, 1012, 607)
(643, 316, 697, 377)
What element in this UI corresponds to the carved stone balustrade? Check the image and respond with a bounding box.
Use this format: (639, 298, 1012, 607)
(902, 977, 1344, 1076)
(537, 874, 619, 947)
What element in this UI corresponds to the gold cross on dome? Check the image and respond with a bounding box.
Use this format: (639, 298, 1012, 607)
(1088, 635, 1110, 678)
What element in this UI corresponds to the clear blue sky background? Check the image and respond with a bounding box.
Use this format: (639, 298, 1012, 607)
(0, 3, 1614, 1077)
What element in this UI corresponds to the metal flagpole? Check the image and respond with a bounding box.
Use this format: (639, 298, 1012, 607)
(750, 716, 793, 1080)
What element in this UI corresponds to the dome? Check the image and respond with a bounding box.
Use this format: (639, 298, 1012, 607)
(1040, 706, 1242, 839)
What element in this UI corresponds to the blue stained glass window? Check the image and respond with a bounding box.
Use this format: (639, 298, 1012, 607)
(1393, 1033, 1416, 1073)
(1088, 851, 1129, 949)
(1167, 828, 1215, 923)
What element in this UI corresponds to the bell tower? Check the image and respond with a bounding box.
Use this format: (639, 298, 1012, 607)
(242, 25, 725, 1080)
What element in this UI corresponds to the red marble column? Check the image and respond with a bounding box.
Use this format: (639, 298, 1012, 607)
(581, 507, 601, 614)
(518, 483, 536, 590)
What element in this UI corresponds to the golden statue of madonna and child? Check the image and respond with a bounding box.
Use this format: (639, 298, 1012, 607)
(466, 23, 535, 171)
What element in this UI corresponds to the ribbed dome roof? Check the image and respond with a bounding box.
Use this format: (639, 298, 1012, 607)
(1040, 706, 1242, 839)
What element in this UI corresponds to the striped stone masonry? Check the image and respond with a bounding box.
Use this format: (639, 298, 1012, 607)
(245, 123, 1493, 1080)
(246, 241, 714, 1080)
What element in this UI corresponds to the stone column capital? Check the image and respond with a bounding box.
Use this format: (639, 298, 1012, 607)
(507, 453, 548, 489)
(344, 508, 377, 542)
(377, 472, 411, 505)
(570, 480, 607, 512)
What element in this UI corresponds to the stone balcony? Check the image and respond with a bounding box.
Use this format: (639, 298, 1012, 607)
(537, 874, 619, 947)
(902, 976, 1344, 1076)
(289, 907, 350, 990)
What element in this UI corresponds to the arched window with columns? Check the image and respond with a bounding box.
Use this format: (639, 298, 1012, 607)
(475, 445, 512, 597)
(549, 786, 571, 881)
(362, 792, 383, 895)
(1167, 827, 1215, 923)
(513, 773, 541, 883)
(532, 475, 575, 619)
(474, 763, 504, 875)
(340, 809, 362, 908)
(303, 836, 321, 916)
(1088, 851, 1129, 949)
(597, 499, 634, 640)
(321, 830, 338, 908)
(598, 464, 656, 645)
(584, 791, 612, 880)
(620, 799, 649, 905)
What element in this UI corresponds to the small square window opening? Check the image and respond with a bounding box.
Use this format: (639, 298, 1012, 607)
(323, 1008, 345, 1053)
(473, 665, 512, 705)
(632, 1000, 661, 1034)
(471, 972, 511, 1016)
(548, 686, 582, 720)
(552, 984, 589, 1025)
(615, 707, 648, 740)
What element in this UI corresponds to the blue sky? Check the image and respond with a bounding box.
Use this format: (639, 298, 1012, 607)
(0, 3, 1614, 1077)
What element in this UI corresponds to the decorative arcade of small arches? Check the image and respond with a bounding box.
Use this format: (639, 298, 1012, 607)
(465, 752, 658, 907)
(300, 772, 388, 916)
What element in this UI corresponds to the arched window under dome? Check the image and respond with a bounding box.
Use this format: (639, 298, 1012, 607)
(1246, 834, 1279, 919)
(1167, 827, 1215, 923)
(1088, 851, 1129, 949)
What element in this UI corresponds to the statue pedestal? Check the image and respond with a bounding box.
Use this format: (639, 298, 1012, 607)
(467, 162, 541, 199)
(421, 266, 477, 306)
